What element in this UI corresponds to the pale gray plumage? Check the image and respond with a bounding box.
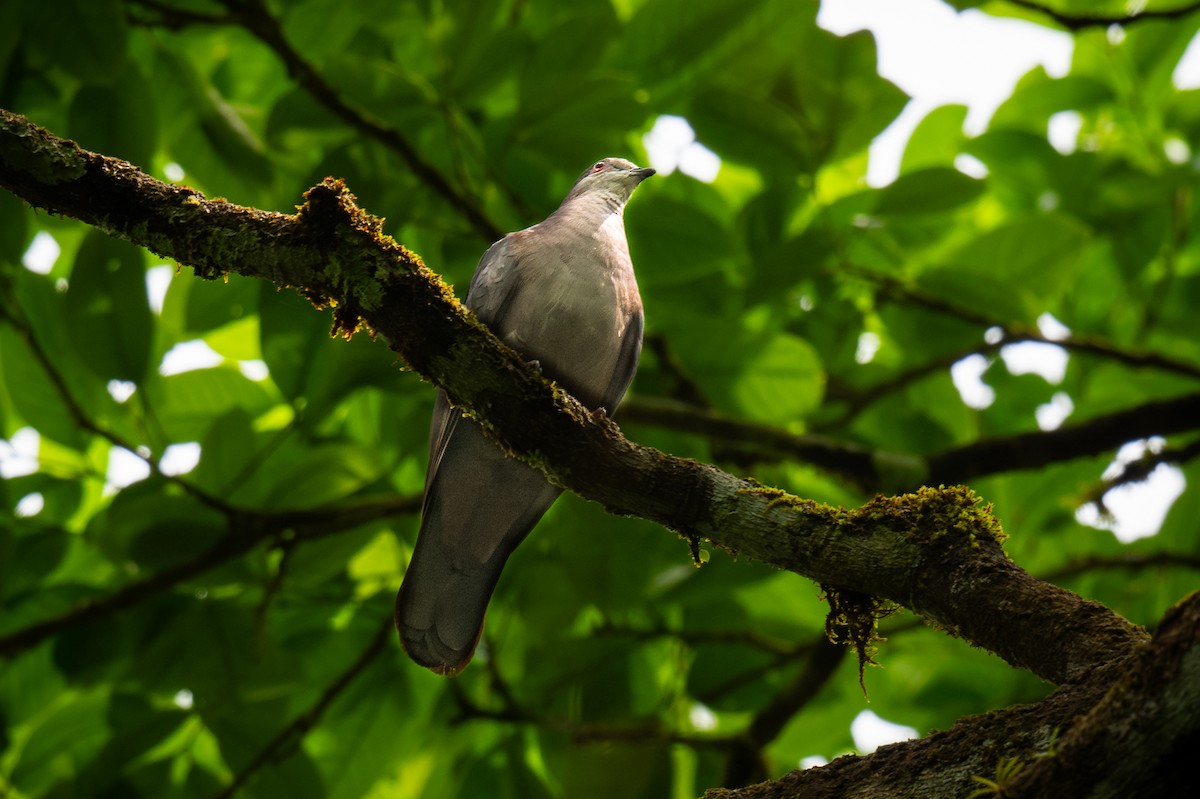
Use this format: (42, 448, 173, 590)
(395, 157, 654, 675)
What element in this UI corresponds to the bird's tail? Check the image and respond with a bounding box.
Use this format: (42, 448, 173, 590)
(395, 413, 562, 675)
(393, 534, 500, 676)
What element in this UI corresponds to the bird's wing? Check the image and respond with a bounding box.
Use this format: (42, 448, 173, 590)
(424, 236, 523, 491)
(602, 307, 643, 412)
(465, 236, 524, 330)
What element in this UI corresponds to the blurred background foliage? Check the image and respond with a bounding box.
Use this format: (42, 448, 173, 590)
(2, 0, 1199, 796)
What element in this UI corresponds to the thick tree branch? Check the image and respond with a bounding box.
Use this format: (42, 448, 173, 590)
(0, 109, 1148, 686)
(703, 592, 1200, 799)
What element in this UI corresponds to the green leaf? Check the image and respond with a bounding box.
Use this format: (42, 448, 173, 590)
(65, 230, 153, 383)
(0, 188, 29, 262)
(258, 282, 333, 401)
(900, 105, 968, 174)
(0, 523, 71, 600)
(191, 408, 260, 499)
(66, 64, 159, 169)
(260, 443, 382, 510)
(874, 167, 985, 215)
(24, 0, 128, 84)
(144, 367, 275, 441)
(317, 657, 416, 799)
(990, 70, 1112, 132)
(919, 214, 1091, 321)
(151, 49, 273, 203)
(91, 481, 226, 571)
(687, 87, 814, 175)
(0, 326, 86, 448)
(673, 319, 825, 423)
(626, 191, 735, 289)
(10, 689, 110, 795)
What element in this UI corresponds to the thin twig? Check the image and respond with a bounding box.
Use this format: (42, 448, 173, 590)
(619, 396, 885, 491)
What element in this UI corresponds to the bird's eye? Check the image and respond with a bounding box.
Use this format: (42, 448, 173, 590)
(592, 161, 606, 172)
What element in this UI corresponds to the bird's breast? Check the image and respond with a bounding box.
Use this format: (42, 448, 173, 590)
(501, 222, 640, 405)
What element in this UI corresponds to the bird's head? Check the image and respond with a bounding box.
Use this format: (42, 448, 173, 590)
(562, 157, 655, 206)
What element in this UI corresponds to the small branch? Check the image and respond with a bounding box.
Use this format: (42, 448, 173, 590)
(125, 0, 501, 240)
(215, 0, 502, 241)
(1005, 0, 1200, 30)
(1080, 438, 1200, 514)
(620, 396, 891, 492)
(722, 637, 846, 788)
(213, 618, 393, 799)
(855, 265, 1200, 382)
(0, 494, 419, 659)
(926, 391, 1200, 485)
(821, 328, 1200, 434)
(0, 299, 235, 515)
(0, 513, 273, 658)
(591, 618, 797, 657)
(124, 0, 232, 29)
(1044, 550, 1200, 584)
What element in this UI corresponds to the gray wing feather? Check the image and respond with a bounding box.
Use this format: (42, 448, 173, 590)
(602, 308, 642, 412)
(465, 237, 522, 329)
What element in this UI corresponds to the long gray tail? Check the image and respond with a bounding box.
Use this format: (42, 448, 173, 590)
(395, 417, 561, 675)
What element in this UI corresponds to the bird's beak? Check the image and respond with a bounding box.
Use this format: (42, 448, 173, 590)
(630, 167, 656, 181)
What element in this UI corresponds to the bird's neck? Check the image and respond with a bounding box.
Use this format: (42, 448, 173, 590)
(549, 193, 626, 232)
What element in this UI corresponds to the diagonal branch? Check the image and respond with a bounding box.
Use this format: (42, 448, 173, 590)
(0, 108, 1148, 685)
(125, 0, 502, 241)
(224, 0, 502, 241)
(853, 264, 1200, 383)
(0, 297, 236, 515)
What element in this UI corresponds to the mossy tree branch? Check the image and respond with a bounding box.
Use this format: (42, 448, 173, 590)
(0, 108, 1147, 687)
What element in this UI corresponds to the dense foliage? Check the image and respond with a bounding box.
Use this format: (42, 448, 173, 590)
(2, 0, 1199, 797)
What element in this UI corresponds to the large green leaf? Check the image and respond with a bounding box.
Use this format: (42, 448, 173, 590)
(918, 213, 1091, 321)
(66, 65, 159, 170)
(23, 0, 127, 84)
(10, 689, 111, 795)
(65, 230, 153, 383)
(672, 318, 825, 423)
(874, 167, 985, 216)
(144, 367, 275, 441)
(900, 105, 969, 174)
